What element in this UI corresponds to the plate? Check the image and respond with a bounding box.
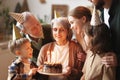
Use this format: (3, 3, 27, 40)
(37, 70, 64, 76)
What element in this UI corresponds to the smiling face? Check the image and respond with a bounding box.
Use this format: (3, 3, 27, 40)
(52, 23, 68, 45)
(51, 17, 72, 45)
(68, 6, 91, 40)
(68, 16, 85, 35)
(23, 15, 43, 38)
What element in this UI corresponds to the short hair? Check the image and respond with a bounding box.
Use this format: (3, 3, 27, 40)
(84, 23, 113, 54)
(68, 6, 92, 22)
(51, 17, 73, 41)
(16, 12, 37, 31)
(8, 38, 29, 54)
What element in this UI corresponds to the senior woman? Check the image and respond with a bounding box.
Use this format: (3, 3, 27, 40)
(37, 17, 85, 80)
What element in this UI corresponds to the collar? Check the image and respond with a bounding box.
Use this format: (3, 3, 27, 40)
(25, 34, 41, 42)
(86, 50, 96, 57)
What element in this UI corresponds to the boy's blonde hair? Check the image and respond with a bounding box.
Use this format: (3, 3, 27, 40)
(8, 38, 29, 54)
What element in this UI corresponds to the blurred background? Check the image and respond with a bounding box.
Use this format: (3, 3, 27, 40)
(0, 0, 92, 79)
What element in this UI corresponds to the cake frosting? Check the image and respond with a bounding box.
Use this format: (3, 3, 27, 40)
(42, 62, 62, 73)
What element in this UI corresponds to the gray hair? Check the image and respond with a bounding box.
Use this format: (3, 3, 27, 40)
(16, 12, 36, 30)
(51, 17, 73, 41)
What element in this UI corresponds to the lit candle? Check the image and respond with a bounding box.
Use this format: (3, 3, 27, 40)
(47, 51, 51, 63)
(51, 51, 57, 63)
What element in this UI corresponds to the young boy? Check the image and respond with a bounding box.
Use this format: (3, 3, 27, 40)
(7, 38, 39, 80)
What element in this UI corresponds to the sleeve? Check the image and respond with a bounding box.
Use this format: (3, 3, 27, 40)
(37, 44, 49, 66)
(75, 43, 86, 72)
(7, 62, 30, 80)
(80, 55, 88, 80)
(70, 42, 85, 80)
(102, 66, 116, 80)
(7, 63, 16, 80)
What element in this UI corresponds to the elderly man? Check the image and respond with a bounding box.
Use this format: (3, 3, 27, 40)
(10, 12, 53, 63)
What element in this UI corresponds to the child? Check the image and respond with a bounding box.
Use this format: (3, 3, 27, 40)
(7, 38, 39, 80)
(81, 6, 116, 80)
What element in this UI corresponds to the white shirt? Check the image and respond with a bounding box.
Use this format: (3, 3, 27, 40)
(49, 42, 69, 80)
(51, 42, 69, 69)
(23, 63, 30, 74)
(104, 8, 110, 27)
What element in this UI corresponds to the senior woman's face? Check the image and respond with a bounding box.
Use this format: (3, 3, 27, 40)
(52, 23, 68, 45)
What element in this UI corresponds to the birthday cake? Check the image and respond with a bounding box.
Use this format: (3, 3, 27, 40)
(42, 62, 62, 73)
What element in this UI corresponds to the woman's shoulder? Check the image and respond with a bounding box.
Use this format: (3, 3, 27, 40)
(40, 42, 55, 51)
(69, 40, 78, 45)
(69, 40, 82, 48)
(69, 40, 84, 52)
(42, 42, 55, 47)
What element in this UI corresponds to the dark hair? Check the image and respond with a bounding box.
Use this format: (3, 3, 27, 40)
(95, 0, 105, 10)
(8, 38, 29, 54)
(51, 17, 72, 41)
(68, 6, 92, 22)
(84, 23, 113, 54)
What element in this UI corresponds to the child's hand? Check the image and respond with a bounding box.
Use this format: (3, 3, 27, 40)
(28, 68, 38, 76)
(38, 65, 43, 71)
(63, 66, 71, 76)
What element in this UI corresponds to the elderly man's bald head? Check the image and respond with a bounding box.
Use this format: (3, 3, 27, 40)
(15, 12, 44, 39)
